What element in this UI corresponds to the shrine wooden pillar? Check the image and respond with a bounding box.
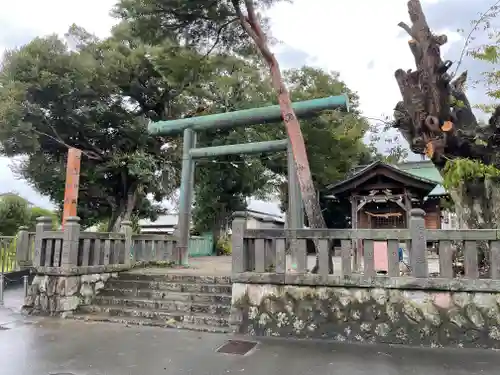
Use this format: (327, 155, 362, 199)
(350, 195, 360, 271)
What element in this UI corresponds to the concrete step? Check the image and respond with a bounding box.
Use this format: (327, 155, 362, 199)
(98, 288, 232, 304)
(105, 279, 232, 295)
(117, 273, 232, 285)
(79, 305, 230, 328)
(71, 313, 232, 333)
(94, 296, 231, 315)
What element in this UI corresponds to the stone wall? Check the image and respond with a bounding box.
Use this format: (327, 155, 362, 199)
(24, 273, 119, 317)
(231, 283, 500, 349)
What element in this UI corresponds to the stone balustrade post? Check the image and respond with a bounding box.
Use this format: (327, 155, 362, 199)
(15, 226, 30, 269)
(409, 208, 428, 277)
(61, 216, 80, 270)
(121, 220, 133, 266)
(231, 211, 247, 276)
(33, 216, 54, 268)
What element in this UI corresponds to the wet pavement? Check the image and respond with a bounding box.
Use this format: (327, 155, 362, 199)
(2, 286, 500, 375)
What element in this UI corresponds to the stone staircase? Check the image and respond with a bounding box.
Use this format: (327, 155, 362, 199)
(73, 272, 233, 333)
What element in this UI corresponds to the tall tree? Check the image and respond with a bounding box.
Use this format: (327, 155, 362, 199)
(230, 1, 329, 251)
(115, 0, 362, 272)
(0, 25, 201, 230)
(393, 0, 500, 228)
(113, 0, 284, 53)
(392, 0, 500, 271)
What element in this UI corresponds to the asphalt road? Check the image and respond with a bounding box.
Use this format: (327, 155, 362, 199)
(2, 287, 500, 375)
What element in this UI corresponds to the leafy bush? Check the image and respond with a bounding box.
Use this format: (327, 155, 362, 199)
(0, 238, 17, 272)
(216, 235, 231, 256)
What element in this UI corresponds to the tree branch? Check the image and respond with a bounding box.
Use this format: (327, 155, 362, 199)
(31, 129, 103, 160)
(232, 0, 275, 65)
(398, 21, 415, 39)
(204, 17, 239, 57)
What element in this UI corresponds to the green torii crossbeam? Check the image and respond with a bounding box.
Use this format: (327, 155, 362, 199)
(148, 95, 349, 135)
(149, 95, 349, 266)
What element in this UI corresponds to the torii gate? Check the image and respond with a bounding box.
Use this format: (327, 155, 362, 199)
(148, 95, 349, 266)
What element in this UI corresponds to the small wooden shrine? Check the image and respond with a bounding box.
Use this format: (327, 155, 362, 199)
(325, 161, 446, 231)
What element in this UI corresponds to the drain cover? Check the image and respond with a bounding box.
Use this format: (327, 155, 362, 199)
(216, 340, 257, 355)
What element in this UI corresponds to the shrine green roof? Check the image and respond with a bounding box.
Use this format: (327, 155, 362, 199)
(333, 160, 447, 198)
(395, 161, 446, 196)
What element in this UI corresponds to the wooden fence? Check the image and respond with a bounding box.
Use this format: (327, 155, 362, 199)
(231, 209, 500, 280)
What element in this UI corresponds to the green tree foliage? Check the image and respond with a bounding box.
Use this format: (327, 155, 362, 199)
(114, 0, 375, 232)
(190, 54, 273, 235)
(253, 67, 373, 210)
(0, 194, 57, 235)
(0, 195, 31, 236)
(113, 0, 285, 53)
(28, 206, 58, 231)
(191, 64, 373, 233)
(0, 0, 285, 232)
(0, 26, 182, 230)
(0, 0, 375, 238)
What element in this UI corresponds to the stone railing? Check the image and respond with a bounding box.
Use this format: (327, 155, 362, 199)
(131, 233, 177, 264)
(230, 209, 500, 349)
(25, 216, 177, 316)
(33, 217, 130, 275)
(231, 208, 500, 280)
(31, 217, 178, 274)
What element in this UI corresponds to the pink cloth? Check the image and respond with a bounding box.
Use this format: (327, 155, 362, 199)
(374, 241, 388, 271)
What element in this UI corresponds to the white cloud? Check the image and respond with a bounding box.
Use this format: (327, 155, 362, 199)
(268, 0, 464, 120)
(0, 0, 117, 40)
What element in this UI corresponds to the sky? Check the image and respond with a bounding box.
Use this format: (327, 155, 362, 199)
(0, 0, 496, 215)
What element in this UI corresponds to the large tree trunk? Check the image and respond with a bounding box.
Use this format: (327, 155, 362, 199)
(108, 190, 138, 232)
(233, 0, 333, 273)
(450, 181, 500, 230)
(448, 181, 500, 274)
(213, 205, 229, 255)
(394, 0, 500, 272)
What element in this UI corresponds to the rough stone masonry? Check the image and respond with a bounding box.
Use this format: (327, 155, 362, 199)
(24, 273, 118, 317)
(231, 283, 500, 349)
